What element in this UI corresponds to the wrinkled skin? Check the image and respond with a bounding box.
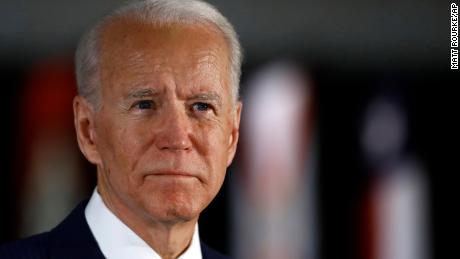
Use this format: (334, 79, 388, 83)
(74, 18, 241, 257)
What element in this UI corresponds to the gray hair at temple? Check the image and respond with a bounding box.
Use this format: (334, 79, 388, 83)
(75, 0, 242, 108)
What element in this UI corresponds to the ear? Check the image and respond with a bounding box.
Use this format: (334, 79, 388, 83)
(73, 96, 102, 165)
(226, 101, 242, 166)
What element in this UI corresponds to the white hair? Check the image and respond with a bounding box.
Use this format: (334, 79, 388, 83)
(75, 0, 242, 108)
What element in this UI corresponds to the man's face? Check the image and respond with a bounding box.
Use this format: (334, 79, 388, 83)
(77, 19, 241, 224)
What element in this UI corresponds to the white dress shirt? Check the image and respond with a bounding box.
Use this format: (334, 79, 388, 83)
(85, 189, 203, 259)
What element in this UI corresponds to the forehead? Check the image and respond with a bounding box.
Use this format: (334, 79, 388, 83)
(97, 18, 231, 98)
(103, 18, 226, 50)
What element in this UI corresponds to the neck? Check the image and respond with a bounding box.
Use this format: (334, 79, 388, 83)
(97, 184, 198, 259)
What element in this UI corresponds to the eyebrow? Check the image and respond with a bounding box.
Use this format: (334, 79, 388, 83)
(124, 88, 222, 106)
(126, 88, 159, 99)
(190, 92, 222, 106)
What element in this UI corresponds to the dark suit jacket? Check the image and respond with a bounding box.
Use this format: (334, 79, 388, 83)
(0, 201, 229, 259)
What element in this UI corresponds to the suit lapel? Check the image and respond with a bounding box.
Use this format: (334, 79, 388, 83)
(201, 242, 230, 259)
(44, 200, 229, 259)
(48, 200, 105, 259)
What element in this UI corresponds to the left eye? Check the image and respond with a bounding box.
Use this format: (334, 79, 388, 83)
(192, 102, 210, 112)
(134, 100, 154, 110)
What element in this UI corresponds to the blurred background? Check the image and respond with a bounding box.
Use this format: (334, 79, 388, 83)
(0, 0, 454, 258)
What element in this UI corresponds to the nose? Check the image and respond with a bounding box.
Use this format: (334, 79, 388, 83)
(155, 104, 192, 152)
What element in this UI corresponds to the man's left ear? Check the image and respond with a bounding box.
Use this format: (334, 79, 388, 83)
(227, 102, 242, 166)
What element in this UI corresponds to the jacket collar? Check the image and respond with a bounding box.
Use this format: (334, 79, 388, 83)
(45, 199, 228, 259)
(48, 200, 105, 259)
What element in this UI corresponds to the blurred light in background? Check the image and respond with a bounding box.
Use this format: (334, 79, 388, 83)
(14, 57, 91, 237)
(232, 61, 317, 259)
(359, 91, 430, 259)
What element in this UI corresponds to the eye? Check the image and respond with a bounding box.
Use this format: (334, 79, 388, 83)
(133, 100, 154, 110)
(192, 102, 211, 112)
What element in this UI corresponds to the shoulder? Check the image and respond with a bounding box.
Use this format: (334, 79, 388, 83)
(201, 243, 231, 259)
(0, 232, 50, 259)
(0, 199, 100, 259)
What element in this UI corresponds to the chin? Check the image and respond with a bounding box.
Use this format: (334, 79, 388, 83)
(142, 190, 206, 224)
(146, 203, 202, 224)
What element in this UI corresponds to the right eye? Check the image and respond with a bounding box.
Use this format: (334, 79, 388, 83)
(133, 100, 155, 110)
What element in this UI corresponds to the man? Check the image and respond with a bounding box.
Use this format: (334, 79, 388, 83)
(0, 0, 242, 258)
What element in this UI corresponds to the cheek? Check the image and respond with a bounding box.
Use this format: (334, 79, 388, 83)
(197, 123, 230, 182)
(97, 117, 145, 173)
(196, 121, 227, 155)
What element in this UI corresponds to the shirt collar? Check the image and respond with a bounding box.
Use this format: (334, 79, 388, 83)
(85, 188, 202, 259)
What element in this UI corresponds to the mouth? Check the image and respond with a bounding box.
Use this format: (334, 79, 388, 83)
(146, 170, 197, 178)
